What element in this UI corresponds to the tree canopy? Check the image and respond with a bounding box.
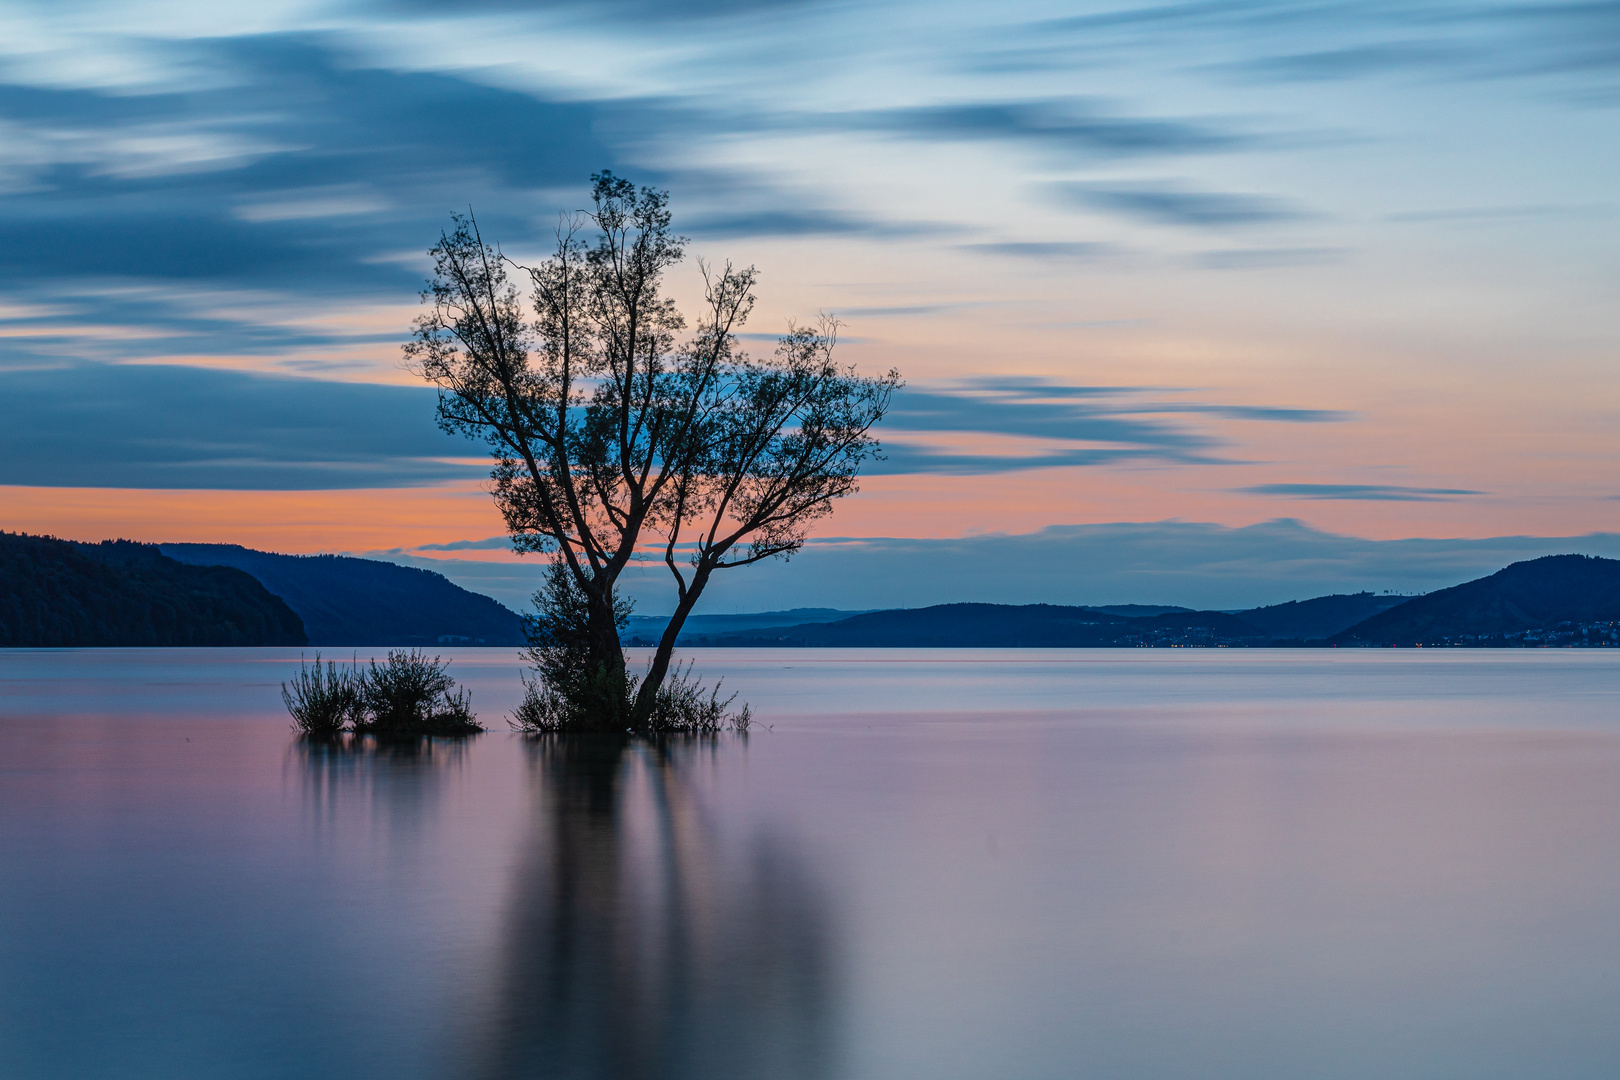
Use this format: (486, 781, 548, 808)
(407, 173, 899, 729)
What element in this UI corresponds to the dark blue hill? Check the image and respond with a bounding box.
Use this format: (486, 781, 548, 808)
(1333, 554, 1620, 646)
(160, 543, 525, 647)
(1235, 592, 1411, 642)
(625, 607, 873, 645)
(701, 602, 1266, 648)
(0, 532, 306, 647)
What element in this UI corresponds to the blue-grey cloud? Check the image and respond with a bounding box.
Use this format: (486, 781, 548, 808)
(0, 34, 618, 293)
(835, 100, 1254, 157)
(0, 362, 1349, 488)
(867, 381, 1348, 474)
(385, 519, 1620, 614)
(0, 362, 476, 489)
(879, 388, 1215, 472)
(676, 519, 1620, 613)
(366, 0, 822, 19)
(1164, 404, 1350, 422)
(413, 536, 513, 551)
(1195, 247, 1346, 269)
(1060, 183, 1305, 228)
(684, 209, 953, 239)
(947, 377, 1348, 421)
(1222, 41, 1468, 83)
(958, 241, 1119, 261)
(1241, 483, 1485, 501)
(1024, 0, 1620, 91)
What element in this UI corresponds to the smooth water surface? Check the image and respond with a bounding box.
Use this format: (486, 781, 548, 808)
(3, 649, 1620, 1079)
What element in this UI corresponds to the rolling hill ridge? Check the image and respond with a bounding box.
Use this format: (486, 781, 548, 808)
(160, 543, 526, 647)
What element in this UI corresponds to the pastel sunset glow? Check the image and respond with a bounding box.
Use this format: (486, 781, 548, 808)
(2, 0, 1616, 611)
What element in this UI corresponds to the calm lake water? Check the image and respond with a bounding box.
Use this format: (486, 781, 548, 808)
(3, 648, 1620, 1079)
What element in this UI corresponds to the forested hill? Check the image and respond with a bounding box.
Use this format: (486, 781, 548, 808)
(1237, 592, 1411, 641)
(1332, 554, 1620, 646)
(692, 593, 1415, 648)
(701, 603, 1267, 648)
(160, 543, 525, 646)
(0, 533, 306, 647)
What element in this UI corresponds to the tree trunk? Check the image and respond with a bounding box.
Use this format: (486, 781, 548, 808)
(631, 563, 713, 726)
(583, 583, 630, 731)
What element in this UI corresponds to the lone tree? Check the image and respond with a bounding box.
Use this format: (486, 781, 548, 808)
(406, 173, 899, 731)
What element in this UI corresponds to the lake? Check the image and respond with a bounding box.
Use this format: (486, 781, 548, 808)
(3, 648, 1619, 1079)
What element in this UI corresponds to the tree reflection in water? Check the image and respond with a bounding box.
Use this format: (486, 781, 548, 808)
(474, 736, 839, 1080)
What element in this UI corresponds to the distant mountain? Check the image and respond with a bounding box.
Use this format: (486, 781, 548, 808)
(624, 608, 873, 645)
(1236, 592, 1412, 642)
(1333, 554, 1620, 646)
(700, 603, 1268, 648)
(161, 543, 525, 647)
(0, 532, 306, 647)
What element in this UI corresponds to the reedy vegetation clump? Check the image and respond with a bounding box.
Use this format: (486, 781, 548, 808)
(281, 653, 365, 736)
(282, 651, 482, 737)
(408, 172, 898, 734)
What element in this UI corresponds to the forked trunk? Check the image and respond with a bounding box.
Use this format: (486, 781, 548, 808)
(631, 564, 713, 726)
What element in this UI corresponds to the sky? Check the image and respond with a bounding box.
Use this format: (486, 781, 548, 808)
(1, 0, 1617, 612)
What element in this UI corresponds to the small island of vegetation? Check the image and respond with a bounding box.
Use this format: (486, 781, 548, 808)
(282, 650, 482, 738)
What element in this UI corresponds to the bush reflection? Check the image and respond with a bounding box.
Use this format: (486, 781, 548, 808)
(290, 732, 469, 835)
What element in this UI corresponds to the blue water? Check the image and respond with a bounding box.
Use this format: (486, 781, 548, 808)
(3, 648, 1620, 1079)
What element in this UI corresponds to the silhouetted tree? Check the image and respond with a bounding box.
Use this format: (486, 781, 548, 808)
(407, 174, 898, 730)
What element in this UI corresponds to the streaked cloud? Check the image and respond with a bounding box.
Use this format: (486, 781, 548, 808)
(0, 362, 1355, 488)
(958, 241, 1119, 261)
(1240, 483, 1486, 502)
(833, 100, 1256, 157)
(413, 535, 512, 551)
(0, 362, 474, 489)
(872, 381, 1348, 474)
(1059, 182, 1306, 229)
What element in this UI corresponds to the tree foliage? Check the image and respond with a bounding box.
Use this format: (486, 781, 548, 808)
(407, 173, 899, 730)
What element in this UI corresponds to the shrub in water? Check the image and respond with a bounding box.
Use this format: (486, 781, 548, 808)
(281, 654, 365, 736)
(647, 661, 751, 735)
(510, 660, 749, 735)
(355, 649, 483, 736)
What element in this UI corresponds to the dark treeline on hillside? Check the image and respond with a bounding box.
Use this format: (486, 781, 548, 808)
(0, 532, 306, 647)
(696, 557, 1620, 648)
(160, 544, 525, 647)
(695, 593, 1410, 648)
(1333, 554, 1620, 646)
(692, 603, 1263, 648)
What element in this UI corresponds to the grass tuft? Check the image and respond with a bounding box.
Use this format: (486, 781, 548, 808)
(281, 649, 482, 737)
(281, 653, 364, 736)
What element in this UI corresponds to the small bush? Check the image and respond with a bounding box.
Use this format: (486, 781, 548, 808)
(511, 660, 750, 736)
(281, 649, 482, 737)
(281, 653, 364, 736)
(511, 672, 568, 733)
(509, 664, 633, 734)
(355, 649, 483, 736)
(647, 661, 751, 735)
